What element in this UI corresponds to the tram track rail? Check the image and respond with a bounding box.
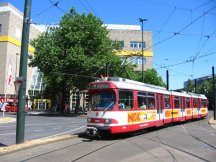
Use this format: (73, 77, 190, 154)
(145, 137, 211, 162)
(19, 137, 124, 162)
(182, 124, 216, 151)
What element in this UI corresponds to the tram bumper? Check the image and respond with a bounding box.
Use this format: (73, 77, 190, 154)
(86, 126, 98, 137)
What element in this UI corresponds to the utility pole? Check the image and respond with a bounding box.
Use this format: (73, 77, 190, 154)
(213, 66, 216, 120)
(166, 70, 169, 91)
(16, 0, 32, 144)
(194, 79, 197, 93)
(139, 18, 147, 83)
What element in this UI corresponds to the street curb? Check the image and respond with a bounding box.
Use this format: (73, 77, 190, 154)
(0, 117, 16, 123)
(0, 134, 78, 155)
(208, 117, 216, 125)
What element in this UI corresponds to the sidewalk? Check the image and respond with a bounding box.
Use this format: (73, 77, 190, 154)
(208, 117, 216, 129)
(0, 133, 78, 155)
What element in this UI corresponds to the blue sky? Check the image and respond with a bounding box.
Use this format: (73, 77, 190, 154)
(3, 0, 216, 90)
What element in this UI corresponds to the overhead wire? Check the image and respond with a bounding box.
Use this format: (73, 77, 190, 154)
(83, 0, 98, 16)
(32, 0, 65, 18)
(126, 4, 216, 66)
(32, 4, 54, 19)
(48, 0, 67, 13)
(193, 14, 206, 60)
(153, 7, 176, 39)
(51, 71, 97, 79)
(194, 29, 216, 60)
(78, 0, 91, 13)
(191, 0, 214, 11)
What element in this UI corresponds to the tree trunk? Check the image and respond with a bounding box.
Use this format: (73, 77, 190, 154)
(60, 81, 66, 113)
(74, 91, 80, 114)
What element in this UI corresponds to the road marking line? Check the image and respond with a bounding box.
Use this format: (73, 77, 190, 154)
(0, 132, 15, 136)
(41, 125, 86, 139)
(34, 130, 43, 132)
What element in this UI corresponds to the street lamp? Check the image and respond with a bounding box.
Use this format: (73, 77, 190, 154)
(139, 18, 147, 83)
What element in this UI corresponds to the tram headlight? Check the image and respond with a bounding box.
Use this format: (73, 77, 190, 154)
(104, 118, 112, 124)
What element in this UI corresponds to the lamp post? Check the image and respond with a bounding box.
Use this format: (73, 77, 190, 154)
(16, 0, 32, 144)
(139, 18, 147, 83)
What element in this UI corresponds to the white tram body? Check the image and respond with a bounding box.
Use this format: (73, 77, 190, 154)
(86, 77, 208, 137)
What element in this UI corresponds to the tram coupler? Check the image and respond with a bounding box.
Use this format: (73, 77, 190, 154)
(86, 127, 98, 137)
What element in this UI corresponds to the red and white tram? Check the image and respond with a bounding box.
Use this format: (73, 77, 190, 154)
(86, 77, 208, 137)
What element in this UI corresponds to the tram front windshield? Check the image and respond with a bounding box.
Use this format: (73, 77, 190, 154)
(90, 91, 116, 110)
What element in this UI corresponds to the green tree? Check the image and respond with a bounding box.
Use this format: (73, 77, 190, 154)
(185, 79, 195, 92)
(197, 79, 215, 110)
(30, 8, 133, 112)
(132, 69, 166, 87)
(197, 80, 212, 94)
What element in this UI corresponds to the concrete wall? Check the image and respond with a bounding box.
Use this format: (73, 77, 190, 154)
(0, 3, 42, 95)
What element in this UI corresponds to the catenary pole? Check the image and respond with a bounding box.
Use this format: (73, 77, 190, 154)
(213, 66, 216, 120)
(166, 70, 169, 91)
(16, 0, 32, 144)
(195, 79, 197, 93)
(139, 18, 147, 83)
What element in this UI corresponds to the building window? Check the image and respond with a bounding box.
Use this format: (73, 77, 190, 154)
(130, 41, 145, 49)
(0, 24, 2, 33)
(130, 57, 146, 65)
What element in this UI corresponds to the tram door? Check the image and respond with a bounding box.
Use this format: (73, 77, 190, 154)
(156, 94, 164, 126)
(180, 97, 186, 121)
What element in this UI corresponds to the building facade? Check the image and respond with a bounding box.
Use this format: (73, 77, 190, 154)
(107, 24, 153, 71)
(0, 3, 43, 98)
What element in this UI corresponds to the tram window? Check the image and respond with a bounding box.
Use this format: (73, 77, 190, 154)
(174, 96, 180, 108)
(138, 92, 147, 109)
(147, 93, 155, 109)
(186, 98, 190, 108)
(201, 99, 207, 107)
(119, 90, 133, 110)
(164, 95, 170, 108)
(90, 92, 116, 110)
(193, 98, 199, 108)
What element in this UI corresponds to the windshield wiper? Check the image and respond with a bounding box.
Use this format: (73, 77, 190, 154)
(103, 102, 114, 112)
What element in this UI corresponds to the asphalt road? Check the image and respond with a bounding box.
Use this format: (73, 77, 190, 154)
(1, 111, 216, 162)
(0, 112, 87, 146)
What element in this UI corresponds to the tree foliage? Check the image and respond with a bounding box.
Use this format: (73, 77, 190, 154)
(185, 79, 195, 92)
(131, 69, 166, 87)
(30, 8, 134, 112)
(184, 78, 215, 110)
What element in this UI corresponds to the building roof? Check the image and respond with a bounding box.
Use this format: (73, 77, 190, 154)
(103, 24, 141, 31)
